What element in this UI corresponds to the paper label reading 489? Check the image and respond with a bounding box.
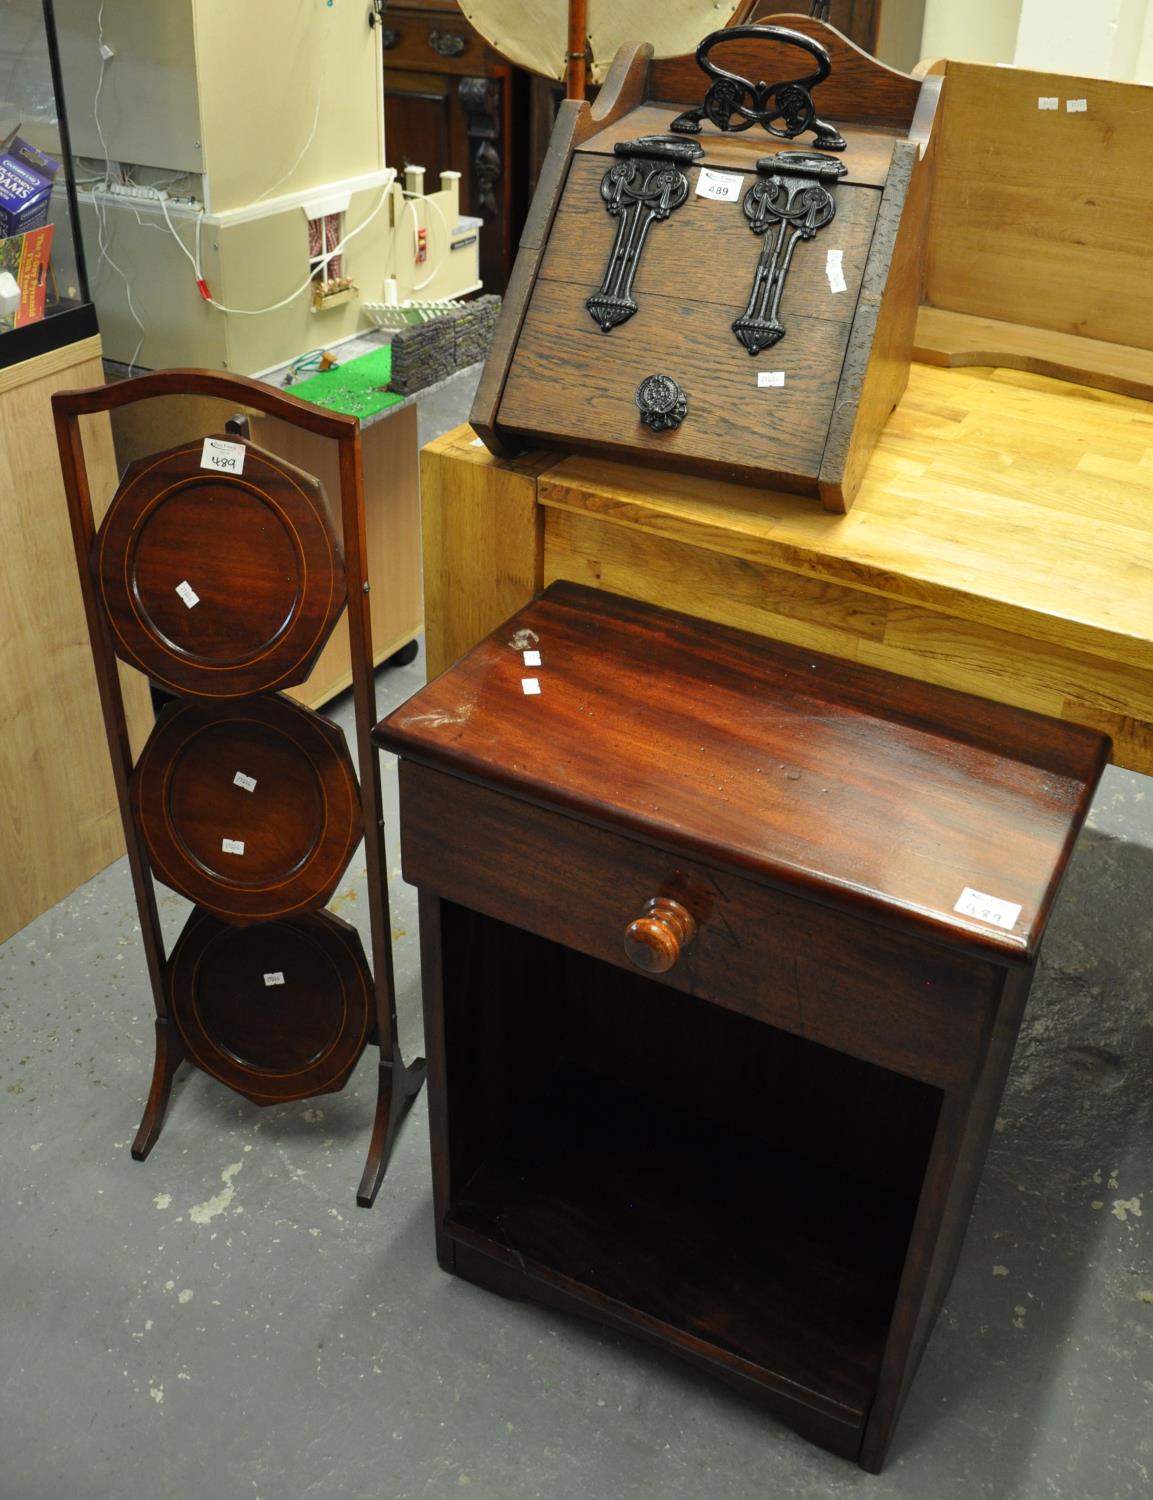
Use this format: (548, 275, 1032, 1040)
(696, 167, 745, 203)
(200, 437, 247, 475)
(954, 886, 1022, 931)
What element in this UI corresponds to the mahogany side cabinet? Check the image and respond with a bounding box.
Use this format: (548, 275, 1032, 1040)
(375, 583, 1108, 1469)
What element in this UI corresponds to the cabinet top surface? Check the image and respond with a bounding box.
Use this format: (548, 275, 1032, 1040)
(378, 584, 1108, 959)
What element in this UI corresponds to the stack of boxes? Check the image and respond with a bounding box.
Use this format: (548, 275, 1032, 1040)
(0, 134, 59, 331)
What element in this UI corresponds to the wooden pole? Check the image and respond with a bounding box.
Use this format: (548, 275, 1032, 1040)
(566, 0, 588, 98)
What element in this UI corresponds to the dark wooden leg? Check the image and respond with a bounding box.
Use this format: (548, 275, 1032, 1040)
(131, 1017, 186, 1161)
(412, 891, 459, 1267)
(356, 1052, 428, 1208)
(859, 965, 1035, 1471)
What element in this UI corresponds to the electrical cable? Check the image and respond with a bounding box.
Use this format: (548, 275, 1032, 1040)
(205, 180, 393, 315)
(154, 173, 396, 316)
(92, 2, 145, 373)
(158, 191, 199, 275)
(252, 0, 331, 206)
(399, 187, 454, 293)
(281, 347, 338, 384)
(252, 91, 323, 206)
(83, 4, 412, 333)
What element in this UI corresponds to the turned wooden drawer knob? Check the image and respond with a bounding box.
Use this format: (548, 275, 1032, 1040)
(624, 896, 697, 974)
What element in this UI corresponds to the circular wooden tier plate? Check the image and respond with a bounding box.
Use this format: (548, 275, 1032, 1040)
(93, 436, 346, 698)
(166, 907, 373, 1104)
(132, 694, 361, 922)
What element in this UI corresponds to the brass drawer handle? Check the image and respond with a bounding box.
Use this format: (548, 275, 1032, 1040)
(624, 896, 697, 975)
(428, 30, 466, 57)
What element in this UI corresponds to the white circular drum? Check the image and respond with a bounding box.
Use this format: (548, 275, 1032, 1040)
(460, 1, 750, 85)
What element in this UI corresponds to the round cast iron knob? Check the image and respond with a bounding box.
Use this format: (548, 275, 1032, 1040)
(636, 373, 688, 433)
(624, 896, 697, 974)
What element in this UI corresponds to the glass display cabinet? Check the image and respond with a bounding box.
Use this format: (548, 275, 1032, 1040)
(0, 0, 96, 366)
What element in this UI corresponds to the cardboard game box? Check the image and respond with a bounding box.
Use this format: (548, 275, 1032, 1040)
(0, 222, 55, 330)
(0, 134, 59, 238)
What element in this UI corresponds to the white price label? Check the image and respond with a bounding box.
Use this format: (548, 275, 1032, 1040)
(233, 772, 257, 792)
(221, 837, 246, 856)
(826, 248, 847, 294)
(200, 437, 247, 475)
(521, 677, 541, 696)
(954, 887, 1022, 931)
(1038, 96, 1059, 110)
(696, 167, 745, 203)
(1066, 98, 1088, 113)
(263, 972, 285, 987)
(522, 649, 541, 667)
(757, 371, 786, 388)
(175, 579, 200, 609)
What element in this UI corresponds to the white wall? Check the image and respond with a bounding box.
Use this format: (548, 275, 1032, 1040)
(1014, 0, 1153, 80)
(920, 0, 1024, 64)
(1140, 10, 1153, 77)
(876, 0, 927, 73)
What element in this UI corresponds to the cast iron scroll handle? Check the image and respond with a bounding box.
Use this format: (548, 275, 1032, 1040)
(586, 135, 703, 333)
(624, 896, 698, 975)
(671, 25, 846, 151)
(732, 150, 847, 355)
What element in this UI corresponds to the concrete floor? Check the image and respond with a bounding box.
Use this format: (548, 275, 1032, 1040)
(3, 375, 1152, 1499)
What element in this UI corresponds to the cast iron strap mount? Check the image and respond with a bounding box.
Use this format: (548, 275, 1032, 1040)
(671, 25, 847, 151)
(585, 135, 704, 333)
(732, 150, 847, 355)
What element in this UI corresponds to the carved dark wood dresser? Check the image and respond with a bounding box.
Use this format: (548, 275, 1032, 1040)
(380, 0, 530, 293)
(375, 582, 1108, 1469)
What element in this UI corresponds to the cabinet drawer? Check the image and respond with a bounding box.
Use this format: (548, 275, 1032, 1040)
(380, 8, 488, 73)
(399, 762, 1002, 1090)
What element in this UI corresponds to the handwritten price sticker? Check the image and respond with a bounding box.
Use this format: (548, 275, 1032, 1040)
(696, 167, 745, 203)
(200, 437, 247, 475)
(954, 887, 1022, 931)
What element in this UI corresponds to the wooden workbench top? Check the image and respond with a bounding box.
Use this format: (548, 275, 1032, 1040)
(538, 363, 1153, 673)
(421, 360, 1153, 774)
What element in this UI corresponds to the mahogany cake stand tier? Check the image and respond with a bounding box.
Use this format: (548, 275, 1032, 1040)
(165, 906, 373, 1105)
(92, 435, 347, 698)
(131, 693, 362, 923)
(54, 369, 426, 1204)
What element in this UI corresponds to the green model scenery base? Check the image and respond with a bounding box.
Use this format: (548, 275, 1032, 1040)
(289, 344, 405, 419)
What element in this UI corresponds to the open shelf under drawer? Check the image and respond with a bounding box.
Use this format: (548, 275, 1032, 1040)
(437, 904, 943, 1447)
